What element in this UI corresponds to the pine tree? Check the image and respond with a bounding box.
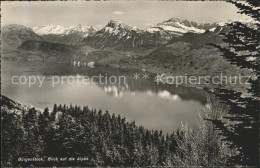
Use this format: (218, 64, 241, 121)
(1, 96, 233, 167)
(1, 110, 24, 166)
(209, 0, 259, 166)
(43, 107, 50, 119)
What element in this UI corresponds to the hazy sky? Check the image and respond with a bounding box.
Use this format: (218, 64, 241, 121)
(2, 1, 248, 29)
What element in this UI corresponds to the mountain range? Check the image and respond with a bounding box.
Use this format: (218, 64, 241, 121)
(1, 16, 255, 92)
(2, 16, 255, 51)
(0, 17, 231, 63)
(1, 16, 253, 67)
(146, 17, 218, 35)
(32, 24, 97, 45)
(2, 17, 229, 49)
(83, 18, 225, 49)
(83, 20, 163, 49)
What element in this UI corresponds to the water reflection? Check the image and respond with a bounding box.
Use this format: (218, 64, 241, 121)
(2, 60, 208, 132)
(54, 64, 207, 104)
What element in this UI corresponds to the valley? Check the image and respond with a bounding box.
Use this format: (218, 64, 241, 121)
(1, 17, 253, 93)
(1, 0, 259, 167)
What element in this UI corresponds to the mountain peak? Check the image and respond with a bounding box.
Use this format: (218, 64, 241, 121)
(166, 17, 182, 22)
(107, 20, 122, 28)
(105, 20, 136, 32)
(75, 24, 82, 28)
(147, 17, 219, 35)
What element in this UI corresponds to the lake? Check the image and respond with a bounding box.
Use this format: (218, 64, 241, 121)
(1, 60, 208, 133)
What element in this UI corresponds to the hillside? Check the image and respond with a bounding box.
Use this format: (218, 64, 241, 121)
(1, 95, 230, 167)
(138, 30, 252, 92)
(1, 95, 178, 167)
(17, 40, 82, 63)
(1, 24, 43, 48)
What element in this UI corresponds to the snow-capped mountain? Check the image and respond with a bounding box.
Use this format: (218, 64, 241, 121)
(94, 20, 143, 39)
(27, 17, 257, 48)
(67, 25, 97, 37)
(83, 20, 169, 49)
(33, 24, 67, 35)
(83, 18, 221, 49)
(147, 17, 219, 36)
(32, 24, 96, 45)
(208, 16, 257, 34)
(33, 24, 96, 36)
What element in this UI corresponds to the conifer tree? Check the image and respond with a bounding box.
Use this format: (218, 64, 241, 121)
(209, 0, 259, 166)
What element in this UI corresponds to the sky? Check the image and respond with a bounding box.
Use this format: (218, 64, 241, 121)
(1, 1, 248, 29)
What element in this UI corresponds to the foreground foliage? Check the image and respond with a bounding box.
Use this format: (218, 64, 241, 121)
(210, 0, 259, 165)
(1, 95, 232, 167)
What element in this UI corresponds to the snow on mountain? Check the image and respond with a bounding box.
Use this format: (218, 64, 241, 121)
(103, 20, 142, 35)
(213, 16, 257, 28)
(33, 24, 96, 37)
(235, 15, 258, 23)
(209, 27, 217, 32)
(147, 17, 218, 36)
(83, 20, 164, 49)
(210, 16, 257, 33)
(32, 24, 97, 45)
(93, 25, 104, 31)
(29, 16, 257, 48)
(33, 24, 67, 35)
(93, 20, 140, 39)
(83, 18, 223, 49)
(66, 24, 96, 37)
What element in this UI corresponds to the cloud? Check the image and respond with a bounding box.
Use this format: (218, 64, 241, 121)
(113, 11, 124, 15)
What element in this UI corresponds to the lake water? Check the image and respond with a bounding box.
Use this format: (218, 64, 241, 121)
(1, 60, 208, 132)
